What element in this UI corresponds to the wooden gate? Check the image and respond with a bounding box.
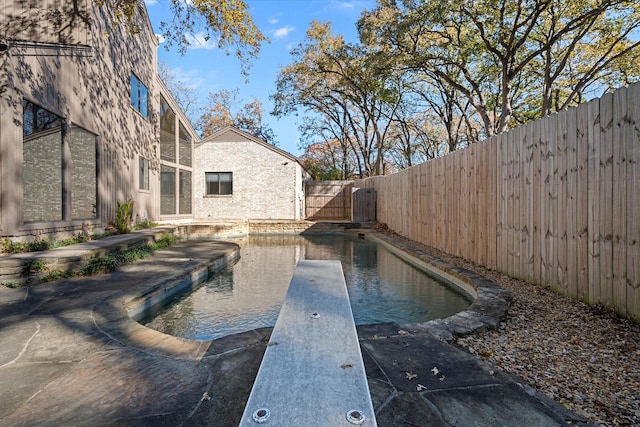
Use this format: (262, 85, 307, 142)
(305, 181, 353, 220)
(352, 188, 376, 222)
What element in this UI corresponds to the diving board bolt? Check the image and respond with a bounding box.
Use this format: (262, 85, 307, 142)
(347, 409, 365, 425)
(252, 408, 270, 423)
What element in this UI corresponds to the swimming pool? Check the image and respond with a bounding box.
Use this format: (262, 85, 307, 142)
(144, 234, 473, 340)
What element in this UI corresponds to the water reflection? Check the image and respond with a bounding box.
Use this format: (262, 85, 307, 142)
(145, 234, 472, 341)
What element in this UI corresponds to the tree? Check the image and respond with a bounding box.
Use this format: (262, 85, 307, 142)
(97, 0, 267, 77)
(157, 62, 200, 119)
(300, 141, 346, 180)
(198, 89, 276, 144)
(273, 21, 401, 177)
(358, 0, 640, 140)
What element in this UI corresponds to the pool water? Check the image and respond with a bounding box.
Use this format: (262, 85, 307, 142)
(144, 234, 472, 341)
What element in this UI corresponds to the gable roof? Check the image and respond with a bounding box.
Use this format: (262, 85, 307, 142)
(198, 126, 306, 168)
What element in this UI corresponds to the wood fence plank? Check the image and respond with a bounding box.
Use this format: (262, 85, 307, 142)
(510, 128, 520, 277)
(439, 158, 445, 251)
(587, 98, 602, 305)
(600, 93, 615, 308)
(497, 133, 507, 272)
(516, 126, 527, 279)
(533, 119, 542, 284)
(556, 109, 569, 296)
(470, 145, 479, 264)
(566, 107, 579, 299)
(613, 87, 628, 315)
(479, 142, 488, 266)
(540, 114, 556, 286)
(523, 122, 536, 282)
(489, 136, 498, 269)
(627, 83, 640, 322)
(575, 103, 590, 301)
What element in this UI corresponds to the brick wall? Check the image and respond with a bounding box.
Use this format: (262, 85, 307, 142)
(23, 130, 63, 222)
(70, 126, 97, 220)
(194, 139, 301, 220)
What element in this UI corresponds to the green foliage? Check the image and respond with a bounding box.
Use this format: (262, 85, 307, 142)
(27, 236, 51, 252)
(79, 234, 181, 276)
(114, 198, 134, 234)
(28, 260, 46, 273)
(3, 238, 24, 254)
(1, 281, 25, 289)
(197, 88, 277, 143)
(99, 0, 267, 78)
(41, 270, 71, 282)
(132, 220, 158, 231)
(2, 236, 51, 254)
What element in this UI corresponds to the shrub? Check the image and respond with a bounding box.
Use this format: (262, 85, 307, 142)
(114, 198, 134, 234)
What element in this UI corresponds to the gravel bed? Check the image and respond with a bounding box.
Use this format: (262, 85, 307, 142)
(387, 232, 640, 426)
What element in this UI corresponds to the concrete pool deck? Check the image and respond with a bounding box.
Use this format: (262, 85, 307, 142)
(0, 232, 593, 426)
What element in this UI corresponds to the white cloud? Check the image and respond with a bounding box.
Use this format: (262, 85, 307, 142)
(144, 0, 157, 5)
(336, 2, 355, 9)
(272, 25, 295, 40)
(268, 17, 279, 25)
(330, 0, 375, 12)
(185, 32, 218, 50)
(171, 67, 205, 90)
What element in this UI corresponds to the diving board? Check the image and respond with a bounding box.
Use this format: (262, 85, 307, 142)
(240, 260, 377, 426)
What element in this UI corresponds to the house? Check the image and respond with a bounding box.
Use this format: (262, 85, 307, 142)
(194, 127, 310, 221)
(0, 3, 308, 242)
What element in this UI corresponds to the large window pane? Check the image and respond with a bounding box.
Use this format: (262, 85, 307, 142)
(139, 157, 149, 190)
(130, 73, 149, 119)
(179, 170, 191, 214)
(70, 126, 97, 220)
(139, 82, 149, 118)
(160, 96, 176, 162)
(160, 165, 176, 215)
(22, 100, 63, 222)
(220, 172, 233, 195)
(178, 122, 192, 167)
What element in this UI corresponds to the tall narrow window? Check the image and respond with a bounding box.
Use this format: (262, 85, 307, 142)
(139, 157, 150, 191)
(130, 73, 149, 119)
(160, 165, 176, 215)
(159, 95, 176, 162)
(179, 170, 192, 214)
(22, 99, 63, 222)
(178, 122, 192, 167)
(205, 172, 233, 195)
(70, 126, 97, 220)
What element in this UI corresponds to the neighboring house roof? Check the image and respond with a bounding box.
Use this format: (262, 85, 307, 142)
(198, 126, 309, 173)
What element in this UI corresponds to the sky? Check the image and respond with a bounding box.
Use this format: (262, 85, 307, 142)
(144, 0, 376, 157)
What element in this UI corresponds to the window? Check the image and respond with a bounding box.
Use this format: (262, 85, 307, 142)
(22, 100, 63, 222)
(205, 172, 233, 195)
(69, 126, 97, 220)
(178, 122, 192, 167)
(159, 95, 176, 162)
(21, 100, 97, 222)
(139, 157, 150, 191)
(179, 170, 192, 214)
(130, 73, 149, 118)
(160, 165, 176, 215)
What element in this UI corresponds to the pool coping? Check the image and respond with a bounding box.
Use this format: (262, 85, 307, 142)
(93, 231, 512, 360)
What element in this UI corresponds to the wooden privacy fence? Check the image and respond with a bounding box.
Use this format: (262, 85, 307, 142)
(305, 181, 353, 220)
(356, 82, 640, 322)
